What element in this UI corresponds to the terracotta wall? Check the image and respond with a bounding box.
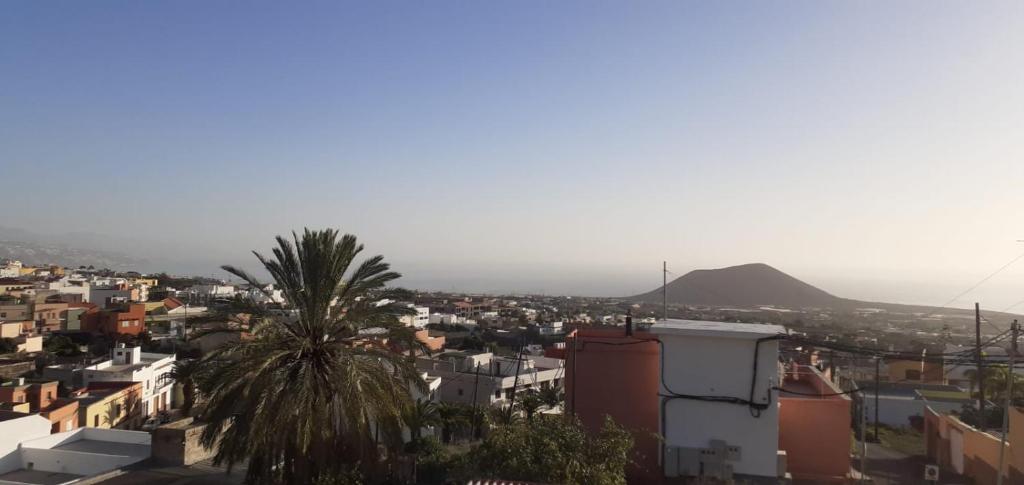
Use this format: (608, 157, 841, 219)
(566, 329, 661, 482)
(778, 368, 851, 482)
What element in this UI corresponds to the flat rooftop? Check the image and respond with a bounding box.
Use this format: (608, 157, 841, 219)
(651, 319, 787, 339)
(0, 469, 82, 485)
(51, 439, 151, 457)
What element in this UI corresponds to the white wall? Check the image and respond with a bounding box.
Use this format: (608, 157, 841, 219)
(0, 415, 51, 474)
(656, 326, 782, 478)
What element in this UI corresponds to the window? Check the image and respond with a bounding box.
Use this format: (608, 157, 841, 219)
(495, 389, 502, 399)
(94, 415, 99, 427)
(146, 380, 149, 390)
(905, 369, 922, 381)
(115, 403, 122, 416)
(457, 388, 463, 396)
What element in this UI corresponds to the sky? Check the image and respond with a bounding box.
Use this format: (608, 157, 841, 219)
(2, 1, 1024, 308)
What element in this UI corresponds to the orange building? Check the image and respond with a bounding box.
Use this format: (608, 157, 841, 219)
(0, 379, 79, 433)
(82, 303, 146, 336)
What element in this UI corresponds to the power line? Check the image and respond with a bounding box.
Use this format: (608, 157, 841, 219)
(923, 251, 1024, 319)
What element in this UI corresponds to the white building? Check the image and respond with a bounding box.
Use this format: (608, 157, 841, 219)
(244, 284, 285, 305)
(0, 414, 151, 484)
(79, 345, 176, 417)
(652, 320, 786, 480)
(537, 321, 564, 335)
(0, 260, 23, 279)
(398, 305, 429, 328)
(44, 276, 92, 302)
(416, 351, 564, 407)
(190, 284, 237, 298)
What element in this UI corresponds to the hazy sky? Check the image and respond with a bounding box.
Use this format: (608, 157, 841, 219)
(3, 2, 1024, 308)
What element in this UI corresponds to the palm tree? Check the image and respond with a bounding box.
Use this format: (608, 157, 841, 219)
(194, 229, 425, 484)
(517, 389, 544, 421)
(164, 359, 202, 417)
(436, 402, 469, 443)
(404, 398, 440, 441)
(539, 386, 564, 409)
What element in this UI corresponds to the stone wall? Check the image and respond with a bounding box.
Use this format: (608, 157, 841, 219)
(151, 417, 218, 466)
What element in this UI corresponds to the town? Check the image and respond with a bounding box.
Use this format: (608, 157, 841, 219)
(1, 248, 1023, 485)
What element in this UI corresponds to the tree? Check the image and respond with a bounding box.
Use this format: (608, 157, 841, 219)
(44, 335, 82, 357)
(463, 415, 633, 485)
(164, 359, 202, 416)
(436, 402, 469, 443)
(403, 398, 440, 442)
(0, 338, 17, 354)
(539, 386, 564, 409)
(516, 389, 544, 421)
(194, 229, 425, 484)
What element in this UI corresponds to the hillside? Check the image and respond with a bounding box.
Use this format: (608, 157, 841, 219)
(629, 263, 850, 309)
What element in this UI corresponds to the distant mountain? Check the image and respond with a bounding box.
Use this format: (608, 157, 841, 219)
(629, 263, 850, 309)
(0, 226, 143, 270)
(0, 240, 142, 270)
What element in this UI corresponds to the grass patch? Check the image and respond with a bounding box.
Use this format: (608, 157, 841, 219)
(874, 426, 926, 456)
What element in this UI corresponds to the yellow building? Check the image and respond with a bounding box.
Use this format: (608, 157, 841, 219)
(887, 358, 945, 384)
(72, 382, 143, 429)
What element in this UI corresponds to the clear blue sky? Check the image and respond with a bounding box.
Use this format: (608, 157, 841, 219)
(3, 2, 1024, 306)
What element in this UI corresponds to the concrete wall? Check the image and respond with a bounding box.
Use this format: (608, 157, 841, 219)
(0, 415, 51, 474)
(656, 329, 780, 477)
(925, 406, 1014, 484)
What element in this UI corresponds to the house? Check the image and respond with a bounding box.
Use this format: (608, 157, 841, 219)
(0, 303, 31, 322)
(537, 320, 564, 335)
(70, 381, 144, 429)
(0, 415, 151, 484)
(0, 321, 42, 353)
(887, 357, 945, 384)
(46, 345, 175, 417)
(416, 350, 563, 407)
(0, 378, 80, 433)
(31, 301, 68, 334)
(398, 305, 430, 328)
(81, 303, 146, 336)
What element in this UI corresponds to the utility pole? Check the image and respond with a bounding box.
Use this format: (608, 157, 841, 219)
(662, 261, 668, 321)
(506, 336, 526, 421)
(996, 319, 1018, 485)
(874, 357, 881, 440)
(859, 379, 868, 483)
(977, 302, 986, 418)
(471, 363, 481, 439)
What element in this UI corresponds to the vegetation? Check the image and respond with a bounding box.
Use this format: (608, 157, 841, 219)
(193, 229, 424, 484)
(0, 337, 18, 354)
(44, 335, 82, 356)
(164, 358, 202, 416)
(461, 415, 633, 485)
(872, 425, 926, 456)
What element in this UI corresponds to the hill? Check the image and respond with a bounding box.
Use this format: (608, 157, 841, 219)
(629, 263, 850, 309)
